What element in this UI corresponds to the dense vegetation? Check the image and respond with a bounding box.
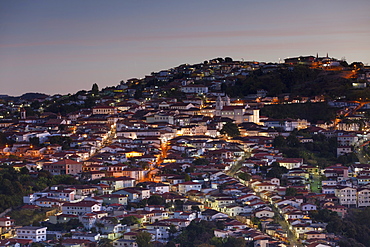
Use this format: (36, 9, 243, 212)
(220, 66, 356, 98)
(260, 102, 337, 124)
(273, 131, 358, 168)
(0, 166, 83, 212)
(310, 208, 370, 247)
(174, 220, 246, 247)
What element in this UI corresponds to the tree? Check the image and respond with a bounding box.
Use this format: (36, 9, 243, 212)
(147, 195, 165, 206)
(224, 57, 233, 63)
(120, 215, 139, 226)
(98, 238, 114, 247)
(238, 172, 251, 181)
(175, 220, 217, 247)
(273, 135, 286, 148)
(285, 187, 297, 197)
(138, 161, 150, 170)
(220, 122, 240, 138)
(286, 134, 300, 147)
(193, 158, 209, 166)
(266, 162, 288, 179)
(136, 231, 153, 247)
(29, 137, 40, 147)
(184, 173, 191, 182)
(223, 236, 246, 247)
(169, 224, 178, 240)
(91, 83, 99, 94)
(0, 132, 10, 147)
(20, 166, 29, 175)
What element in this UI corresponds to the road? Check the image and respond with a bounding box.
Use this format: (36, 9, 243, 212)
(226, 153, 250, 177)
(309, 174, 321, 193)
(229, 152, 304, 246)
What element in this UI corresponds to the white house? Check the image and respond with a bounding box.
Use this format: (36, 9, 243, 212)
(253, 183, 276, 192)
(223, 206, 245, 217)
(176, 182, 202, 194)
(181, 85, 209, 94)
(62, 201, 102, 215)
(147, 183, 170, 194)
(301, 203, 317, 211)
(113, 187, 150, 202)
(254, 209, 275, 218)
(16, 226, 47, 242)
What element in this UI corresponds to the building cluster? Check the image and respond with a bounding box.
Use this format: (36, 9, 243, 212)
(0, 57, 370, 247)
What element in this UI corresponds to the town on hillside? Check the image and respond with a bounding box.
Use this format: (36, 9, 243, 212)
(0, 56, 370, 247)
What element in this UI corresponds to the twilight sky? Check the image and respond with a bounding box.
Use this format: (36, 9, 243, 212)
(1, 0, 369, 96)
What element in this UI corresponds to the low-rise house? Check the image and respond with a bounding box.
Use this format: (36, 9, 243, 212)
(62, 201, 102, 215)
(49, 214, 78, 224)
(43, 159, 83, 176)
(238, 194, 259, 204)
(275, 199, 301, 209)
(92, 105, 118, 115)
(301, 203, 317, 211)
(254, 182, 276, 192)
(145, 223, 171, 243)
(223, 205, 245, 217)
(100, 194, 128, 206)
(175, 181, 202, 194)
(122, 168, 145, 181)
(213, 197, 236, 209)
(0, 239, 33, 246)
(34, 197, 63, 208)
(325, 205, 347, 217)
(324, 165, 349, 180)
(71, 232, 101, 242)
(357, 176, 370, 186)
(214, 229, 230, 238)
(101, 176, 136, 191)
(113, 187, 150, 202)
(284, 210, 304, 220)
(200, 209, 228, 221)
(277, 158, 303, 169)
(113, 238, 138, 247)
(254, 209, 275, 218)
(304, 231, 326, 240)
(0, 217, 15, 235)
(147, 183, 170, 194)
(291, 224, 314, 238)
(16, 226, 47, 242)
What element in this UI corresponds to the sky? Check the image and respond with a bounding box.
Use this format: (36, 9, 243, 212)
(1, 0, 369, 96)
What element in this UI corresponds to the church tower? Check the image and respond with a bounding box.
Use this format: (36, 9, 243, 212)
(20, 108, 26, 119)
(224, 95, 230, 106)
(215, 96, 223, 116)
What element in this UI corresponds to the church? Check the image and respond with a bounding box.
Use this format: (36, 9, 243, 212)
(215, 95, 260, 124)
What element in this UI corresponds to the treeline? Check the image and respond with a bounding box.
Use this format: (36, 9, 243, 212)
(0, 166, 83, 212)
(260, 102, 337, 124)
(220, 66, 354, 98)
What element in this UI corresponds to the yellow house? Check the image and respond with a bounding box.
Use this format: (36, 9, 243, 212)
(125, 151, 144, 158)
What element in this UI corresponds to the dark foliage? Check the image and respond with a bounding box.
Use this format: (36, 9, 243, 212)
(220, 122, 240, 137)
(260, 102, 337, 124)
(0, 167, 82, 212)
(310, 208, 370, 246)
